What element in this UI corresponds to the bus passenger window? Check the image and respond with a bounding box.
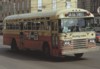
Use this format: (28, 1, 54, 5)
(27, 22, 32, 30)
(8, 24, 10, 29)
(45, 22, 48, 30)
(9, 24, 12, 29)
(36, 22, 40, 30)
(16, 24, 20, 30)
(12, 24, 14, 29)
(51, 22, 55, 31)
(48, 21, 51, 30)
(20, 23, 24, 30)
(23, 22, 26, 30)
(55, 22, 57, 31)
(32, 22, 35, 30)
(6, 23, 9, 29)
(41, 22, 44, 30)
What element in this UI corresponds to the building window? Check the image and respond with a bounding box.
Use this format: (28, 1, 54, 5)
(17, 2, 20, 11)
(22, 0, 25, 11)
(52, 0, 56, 10)
(26, 0, 30, 10)
(65, 0, 71, 9)
(38, 0, 42, 12)
(13, 3, 16, 14)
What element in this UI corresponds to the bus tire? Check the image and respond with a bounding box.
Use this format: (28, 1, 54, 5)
(11, 39, 19, 52)
(74, 53, 83, 58)
(43, 42, 50, 57)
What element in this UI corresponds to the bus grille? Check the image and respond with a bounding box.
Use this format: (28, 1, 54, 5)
(73, 39, 87, 49)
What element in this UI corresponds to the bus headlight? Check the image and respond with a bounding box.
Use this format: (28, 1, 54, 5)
(64, 41, 71, 46)
(88, 39, 95, 43)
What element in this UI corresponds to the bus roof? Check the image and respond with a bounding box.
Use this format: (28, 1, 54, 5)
(4, 11, 57, 21)
(4, 8, 94, 21)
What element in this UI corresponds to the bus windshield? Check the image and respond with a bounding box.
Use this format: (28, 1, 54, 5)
(60, 18, 94, 33)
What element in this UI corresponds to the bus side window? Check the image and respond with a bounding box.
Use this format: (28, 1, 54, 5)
(6, 23, 9, 29)
(36, 22, 40, 30)
(9, 24, 12, 29)
(8, 23, 10, 29)
(16, 24, 19, 30)
(32, 22, 35, 30)
(41, 22, 44, 30)
(51, 22, 54, 31)
(47, 21, 51, 30)
(55, 22, 58, 31)
(27, 22, 32, 30)
(45, 22, 48, 30)
(12, 23, 15, 30)
(23, 22, 27, 30)
(20, 22, 24, 30)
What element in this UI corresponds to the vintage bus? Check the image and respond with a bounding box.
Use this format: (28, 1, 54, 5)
(3, 8, 98, 58)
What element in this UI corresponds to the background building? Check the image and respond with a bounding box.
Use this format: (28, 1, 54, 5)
(77, 0, 100, 29)
(31, 0, 77, 12)
(31, 0, 100, 16)
(0, 0, 31, 22)
(0, 0, 3, 30)
(0, 0, 2, 21)
(77, 0, 100, 16)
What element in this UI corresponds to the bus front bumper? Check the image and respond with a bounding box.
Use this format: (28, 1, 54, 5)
(62, 47, 100, 55)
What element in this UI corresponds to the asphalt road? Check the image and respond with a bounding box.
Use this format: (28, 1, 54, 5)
(0, 36, 100, 69)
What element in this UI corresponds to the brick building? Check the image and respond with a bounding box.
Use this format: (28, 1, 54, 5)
(31, 0, 77, 12)
(77, 0, 100, 30)
(0, 0, 31, 20)
(77, 0, 100, 16)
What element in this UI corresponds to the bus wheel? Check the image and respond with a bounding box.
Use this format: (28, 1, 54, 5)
(43, 43, 50, 57)
(74, 53, 83, 58)
(11, 39, 19, 52)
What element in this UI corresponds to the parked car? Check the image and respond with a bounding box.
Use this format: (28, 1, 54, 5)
(96, 33, 100, 42)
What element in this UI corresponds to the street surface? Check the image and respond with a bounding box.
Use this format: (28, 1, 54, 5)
(0, 35, 100, 69)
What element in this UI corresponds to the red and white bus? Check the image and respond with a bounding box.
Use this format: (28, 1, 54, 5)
(3, 8, 98, 58)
